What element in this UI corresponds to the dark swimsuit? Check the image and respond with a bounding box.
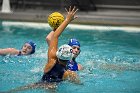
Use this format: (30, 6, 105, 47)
(67, 60, 78, 71)
(41, 60, 66, 83)
(17, 51, 22, 56)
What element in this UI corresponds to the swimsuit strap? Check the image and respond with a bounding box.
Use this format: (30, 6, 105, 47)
(17, 51, 22, 56)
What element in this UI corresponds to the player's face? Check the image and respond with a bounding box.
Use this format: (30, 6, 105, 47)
(21, 43, 32, 55)
(72, 45, 80, 58)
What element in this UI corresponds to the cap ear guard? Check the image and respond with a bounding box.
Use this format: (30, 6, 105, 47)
(56, 44, 73, 61)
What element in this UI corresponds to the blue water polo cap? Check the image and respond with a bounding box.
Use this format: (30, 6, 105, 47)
(68, 38, 80, 47)
(26, 40, 36, 54)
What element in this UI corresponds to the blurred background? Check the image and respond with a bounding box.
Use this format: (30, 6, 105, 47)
(0, 0, 140, 26)
(0, 0, 140, 11)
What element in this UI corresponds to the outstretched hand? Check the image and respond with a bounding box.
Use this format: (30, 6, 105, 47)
(65, 6, 78, 22)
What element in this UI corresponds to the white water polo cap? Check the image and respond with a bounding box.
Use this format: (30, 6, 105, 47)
(56, 44, 73, 61)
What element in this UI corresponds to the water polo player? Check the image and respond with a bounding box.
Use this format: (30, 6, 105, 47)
(0, 40, 36, 56)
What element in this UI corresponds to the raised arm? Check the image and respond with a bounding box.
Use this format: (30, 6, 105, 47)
(44, 6, 78, 73)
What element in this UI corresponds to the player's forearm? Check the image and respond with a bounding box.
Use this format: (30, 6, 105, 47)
(54, 19, 70, 38)
(0, 49, 9, 55)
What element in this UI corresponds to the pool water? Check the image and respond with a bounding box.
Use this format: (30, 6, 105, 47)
(0, 21, 140, 93)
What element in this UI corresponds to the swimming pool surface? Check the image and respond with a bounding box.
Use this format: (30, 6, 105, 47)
(0, 21, 140, 93)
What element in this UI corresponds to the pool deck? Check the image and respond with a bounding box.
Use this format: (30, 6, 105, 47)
(0, 9, 140, 27)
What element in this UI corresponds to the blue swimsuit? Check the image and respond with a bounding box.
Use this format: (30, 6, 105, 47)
(41, 61, 66, 83)
(67, 60, 78, 71)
